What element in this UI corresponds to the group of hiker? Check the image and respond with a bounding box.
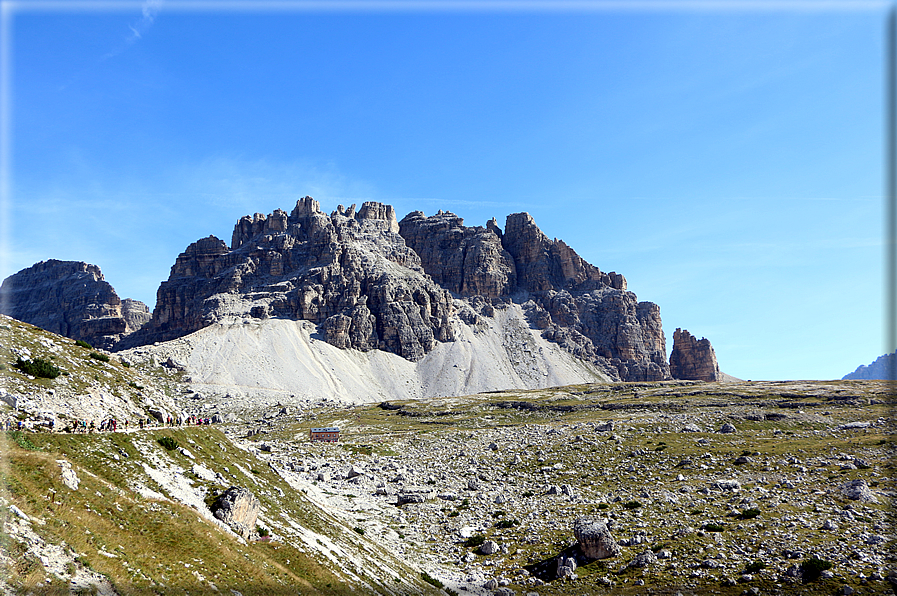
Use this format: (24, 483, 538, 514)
(3, 413, 218, 434)
(158, 414, 216, 426)
(65, 418, 129, 433)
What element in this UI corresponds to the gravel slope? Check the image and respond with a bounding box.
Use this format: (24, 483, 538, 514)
(123, 302, 611, 410)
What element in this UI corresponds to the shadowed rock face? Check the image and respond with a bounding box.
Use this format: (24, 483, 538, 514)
(118, 198, 454, 361)
(399, 211, 517, 298)
(399, 210, 670, 381)
(843, 351, 897, 380)
(0, 260, 149, 349)
(669, 328, 720, 381)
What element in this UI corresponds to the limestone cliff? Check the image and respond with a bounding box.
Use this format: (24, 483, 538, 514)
(669, 328, 721, 381)
(118, 198, 454, 361)
(399, 210, 669, 382)
(0, 260, 149, 350)
(399, 210, 516, 298)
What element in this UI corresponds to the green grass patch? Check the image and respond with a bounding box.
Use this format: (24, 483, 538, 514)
(6, 430, 37, 450)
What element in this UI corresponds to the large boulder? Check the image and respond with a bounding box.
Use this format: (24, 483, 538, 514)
(573, 517, 620, 559)
(840, 479, 877, 503)
(211, 487, 260, 539)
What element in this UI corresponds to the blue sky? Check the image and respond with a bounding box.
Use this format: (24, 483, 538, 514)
(1, 0, 890, 380)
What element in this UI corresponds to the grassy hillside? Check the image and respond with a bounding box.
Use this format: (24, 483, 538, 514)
(0, 425, 440, 595)
(0, 315, 440, 596)
(0, 314, 180, 426)
(1, 314, 894, 596)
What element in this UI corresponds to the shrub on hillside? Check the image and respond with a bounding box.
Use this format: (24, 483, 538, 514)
(420, 571, 443, 588)
(75, 340, 92, 349)
(157, 436, 179, 451)
(89, 352, 110, 362)
(463, 534, 486, 548)
(800, 557, 833, 582)
(745, 560, 766, 574)
(14, 357, 60, 379)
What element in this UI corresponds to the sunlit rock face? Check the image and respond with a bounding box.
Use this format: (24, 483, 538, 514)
(669, 328, 721, 382)
(118, 197, 454, 362)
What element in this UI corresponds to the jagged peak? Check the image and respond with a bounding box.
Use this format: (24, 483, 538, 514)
(356, 201, 399, 233)
(289, 196, 323, 220)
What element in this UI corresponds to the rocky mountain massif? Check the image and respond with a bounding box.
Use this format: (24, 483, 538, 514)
(0, 260, 150, 350)
(115, 198, 675, 383)
(843, 350, 897, 381)
(0, 197, 731, 403)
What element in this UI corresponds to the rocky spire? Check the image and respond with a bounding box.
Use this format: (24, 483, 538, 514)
(669, 328, 721, 381)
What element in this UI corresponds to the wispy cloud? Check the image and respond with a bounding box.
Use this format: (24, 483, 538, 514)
(126, 0, 162, 43)
(102, 0, 163, 59)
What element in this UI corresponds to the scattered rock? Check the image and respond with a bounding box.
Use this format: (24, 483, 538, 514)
(718, 422, 737, 434)
(713, 479, 741, 491)
(628, 549, 658, 568)
(57, 460, 80, 491)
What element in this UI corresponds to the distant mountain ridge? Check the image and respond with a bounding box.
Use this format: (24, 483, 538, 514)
(0, 259, 150, 350)
(843, 351, 897, 380)
(1, 197, 728, 388)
